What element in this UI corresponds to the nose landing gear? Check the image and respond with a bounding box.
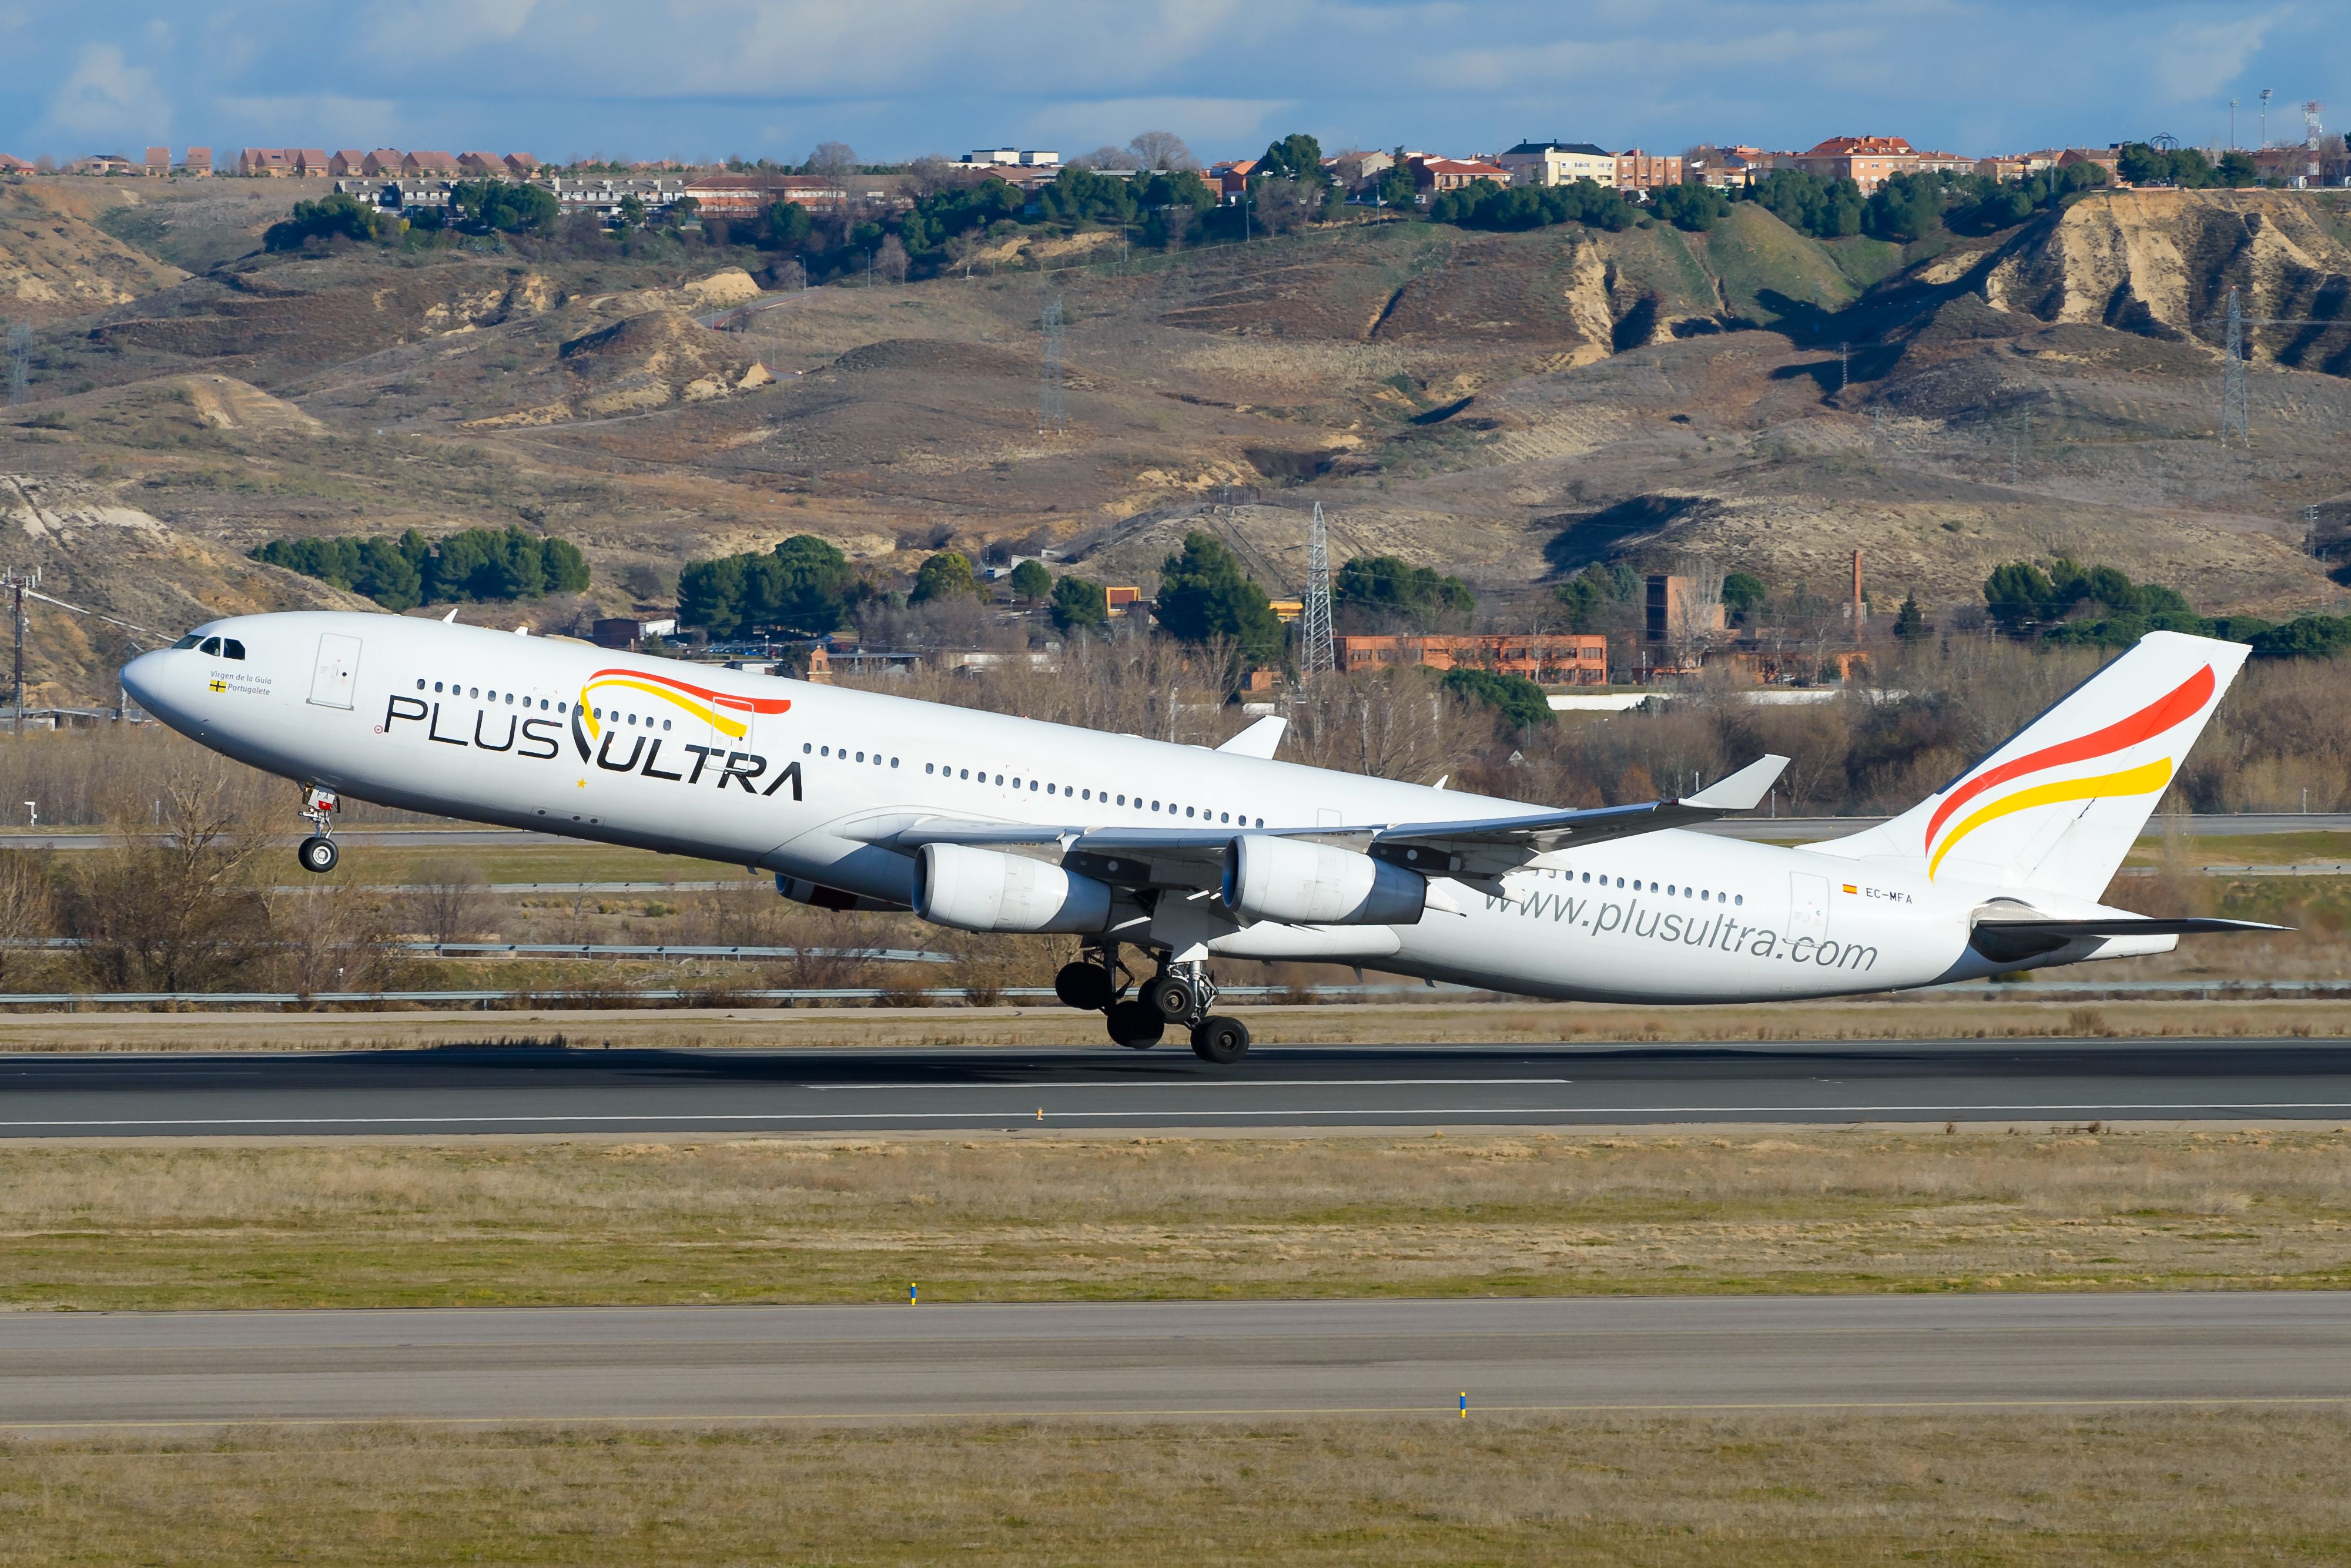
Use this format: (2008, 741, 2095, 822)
(296, 786, 340, 875)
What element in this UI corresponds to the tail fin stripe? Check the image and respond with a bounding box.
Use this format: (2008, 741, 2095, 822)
(1928, 756, 2173, 879)
(1921, 664, 2213, 853)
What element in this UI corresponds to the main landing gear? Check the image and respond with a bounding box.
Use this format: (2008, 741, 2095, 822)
(295, 786, 340, 874)
(1054, 946, 1251, 1064)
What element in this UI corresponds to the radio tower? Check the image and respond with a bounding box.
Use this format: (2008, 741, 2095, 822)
(2305, 102, 2325, 185)
(2221, 287, 2249, 446)
(1037, 295, 1066, 434)
(1299, 502, 1335, 680)
(5, 323, 29, 407)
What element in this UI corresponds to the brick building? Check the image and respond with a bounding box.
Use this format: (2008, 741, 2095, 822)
(144, 146, 169, 177)
(1497, 140, 1616, 187)
(182, 146, 211, 177)
(1411, 155, 1511, 195)
(1790, 135, 1917, 193)
(1613, 149, 1683, 192)
(1337, 633, 1609, 686)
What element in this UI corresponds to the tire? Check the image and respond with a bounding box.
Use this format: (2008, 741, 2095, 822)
(297, 835, 339, 875)
(1190, 1015, 1251, 1064)
(1143, 974, 1194, 1023)
(1106, 999, 1165, 1050)
(1054, 960, 1115, 1013)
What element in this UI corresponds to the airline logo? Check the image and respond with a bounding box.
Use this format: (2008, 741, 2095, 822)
(1923, 665, 2214, 879)
(570, 666, 791, 762)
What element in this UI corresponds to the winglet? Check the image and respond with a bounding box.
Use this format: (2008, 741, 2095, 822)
(1215, 715, 1287, 759)
(1683, 754, 1787, 811)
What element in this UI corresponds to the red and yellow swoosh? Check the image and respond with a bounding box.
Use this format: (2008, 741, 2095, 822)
(1923, 665, 2210, 879)
(577, 666, 789, 743)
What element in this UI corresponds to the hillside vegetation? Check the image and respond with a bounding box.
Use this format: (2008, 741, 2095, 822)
(0, 175, 2347, 701)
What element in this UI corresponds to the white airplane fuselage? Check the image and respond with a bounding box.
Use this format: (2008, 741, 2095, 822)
(122, 611, 2151, 1004)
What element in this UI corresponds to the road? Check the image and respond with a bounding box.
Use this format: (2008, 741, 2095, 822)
(0, 1294, 2341, 1429)
(4, 1037, 2349, 1137)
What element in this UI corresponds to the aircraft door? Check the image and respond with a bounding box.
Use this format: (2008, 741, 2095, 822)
(1789, 873, 1829, 940)
(308, 634, 361, 709)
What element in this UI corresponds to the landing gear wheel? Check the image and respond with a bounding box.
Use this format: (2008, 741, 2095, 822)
(1054, 960, 1115, 1013)
(1106, 999, 1166, 1050)
(1143, 974, 1195, 1023)
(296, 835, 339, 875)
(1190, 1015, 1251, 1064)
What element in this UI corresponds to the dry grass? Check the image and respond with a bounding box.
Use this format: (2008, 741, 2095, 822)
(3, 1130, 2346, 1310)
(0, 997, 2340, 1053)
(0, 1410, 2345, 1564)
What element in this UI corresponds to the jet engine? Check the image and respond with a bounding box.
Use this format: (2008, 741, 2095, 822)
(1222, 834, 1426, 926)
(914, 843, 1113, 933)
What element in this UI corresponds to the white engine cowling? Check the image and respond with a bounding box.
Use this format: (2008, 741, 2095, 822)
(1222, 835, 1426, 926)
(915, 843, 1113, 933)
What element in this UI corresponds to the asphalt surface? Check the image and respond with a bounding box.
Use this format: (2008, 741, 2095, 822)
(1, 1294, 2342, 1429)
(4, 1037, 2349, 1137)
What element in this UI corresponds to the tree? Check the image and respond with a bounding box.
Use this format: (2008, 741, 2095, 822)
(1442, 668, 1552, 731)
(1072, 145, 1131, 170)
(1863, 171, 1947, 242)
(1008, 559, 1052, 602)
(806, 142, 858, 180)
(1747, 169, 1863, 238)
(679, 554, 748, 636)
(1377, 148, 1419, 210)
(1153, 531, 1283, 666)
(667, 194, 702, 227)
(1555, 562, 1637, 632)
(2218, 150, 2260, 187)
(910, 550, 980, 603)
(1650, 182, 1730, 232)
(1127, 130, 1194, 172)
(264, 193, 389, 251)
(875, 233, 909, 282)
(1892, 592, 1928, 641)
(1720, 570, 1767, 625)
(1254, 133, 1326, 186)
(1332, 554, 1473, 630)
(763, 199, 812, 249)
(1049, 574, 1108, 632)
(615, 193, 647, 229)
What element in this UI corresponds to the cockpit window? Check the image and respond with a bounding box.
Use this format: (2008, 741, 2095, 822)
(172, 634, 202, 650)
(220, 639, 246, 661)
(199, 636, 222, 656)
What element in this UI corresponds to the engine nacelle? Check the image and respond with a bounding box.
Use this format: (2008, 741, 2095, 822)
(915, 843, 1113, 934)
(1222, 834, 1426, 926)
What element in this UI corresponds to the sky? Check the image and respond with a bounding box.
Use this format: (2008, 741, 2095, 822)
(2, 1, 2342, 166)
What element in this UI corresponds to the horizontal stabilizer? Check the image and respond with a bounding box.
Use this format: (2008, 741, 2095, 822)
(1968, 914, 2288, 964)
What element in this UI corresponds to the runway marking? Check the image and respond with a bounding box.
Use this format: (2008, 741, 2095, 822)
(5, 1100, 2351, 1131)
(3, 1395, 2348, 1432)
(809, 1077, 1577, 1090)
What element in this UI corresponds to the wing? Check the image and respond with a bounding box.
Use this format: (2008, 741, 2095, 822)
(879, 755, 1790, 892)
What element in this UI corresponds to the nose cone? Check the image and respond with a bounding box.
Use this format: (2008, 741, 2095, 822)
(120, 648, 178, 720)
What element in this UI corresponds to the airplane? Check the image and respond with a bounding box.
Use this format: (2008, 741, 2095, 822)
(120, 615, 2279, 1063)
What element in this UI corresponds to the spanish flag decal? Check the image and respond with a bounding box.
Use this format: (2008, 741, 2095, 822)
(571, 667, 789, 760)
(1923, 665, 2211, 879)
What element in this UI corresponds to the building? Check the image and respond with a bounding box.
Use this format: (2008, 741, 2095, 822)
(590, 616, 679, 649)
(1103, 587, 1143, 615)
(289, 149, 327, 176)
(681, 172, 843, 216)
(1210, 159, 1255, 203)
(956, 149, 1059, 169)
(1911, 149, 1974, 175)
(1325, 148, 1392, 192)
(1498, 140, 1615, 187)
(1337, 633, 1610, 686)
(2059, 147, 2122, 182)
(1790, 135, 1917, 193)
(503, 152, 540, 177)
(1613, 149, 1683, 193)
(0, 153, 31, 175)
(545, 176, 689, 221)
(361, 149, 403, 176)
(144, 146, 169, 177)
(1644, 575, 1727, 644)
(182, 146, 212, 177)
(236, 148, 293, 176)
(402, 150, 460, 178)
(457, 152, 503, 177)
(328, 150, 366, 177)
(72, 152, 138, 175)
(1411, 155, 1510, 196)
(1684, 145, 1767, 189)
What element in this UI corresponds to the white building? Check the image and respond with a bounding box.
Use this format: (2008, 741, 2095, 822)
(1496, 140, 1616, 187)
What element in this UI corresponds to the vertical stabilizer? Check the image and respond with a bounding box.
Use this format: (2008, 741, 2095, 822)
(1810, 632, 2247, 899)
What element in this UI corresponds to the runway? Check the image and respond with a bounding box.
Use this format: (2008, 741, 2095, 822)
(1, 1294, 2342, 1429)
(4, 1037, 2349, 1137)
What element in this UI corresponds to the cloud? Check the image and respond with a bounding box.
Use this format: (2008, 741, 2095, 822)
(43, 42, 166, 143)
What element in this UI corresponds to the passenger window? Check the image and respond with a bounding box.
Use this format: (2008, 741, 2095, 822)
(1046, 783, 1055, 795)
(416, 679, 426, 691)
(1116, 795, 1125, 805)
(199, 637, 221, 655)
(468, 688, 478, 698)
(222, 640, 246, 661)
(1185, 806, 1194, 817)
(1735, 895, 1744, 906)
(558, 702, 567, 714)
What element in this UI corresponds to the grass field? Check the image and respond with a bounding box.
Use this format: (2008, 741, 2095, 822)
(4, 1130, 2344, 1311)
(1, 1410, 2343, 1564)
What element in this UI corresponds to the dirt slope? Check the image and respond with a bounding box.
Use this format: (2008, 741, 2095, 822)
(0, 179, 187, 323)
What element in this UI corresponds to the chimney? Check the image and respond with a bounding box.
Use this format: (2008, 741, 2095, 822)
(1851, 550, 1865, 627)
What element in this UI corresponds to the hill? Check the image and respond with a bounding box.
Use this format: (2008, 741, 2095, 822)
(1, 176, 2348, 699)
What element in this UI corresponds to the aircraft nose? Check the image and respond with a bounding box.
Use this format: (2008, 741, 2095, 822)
(120, 648, 175, 716)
